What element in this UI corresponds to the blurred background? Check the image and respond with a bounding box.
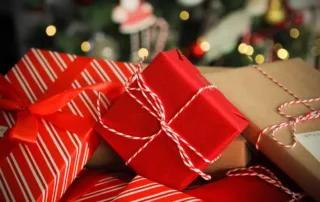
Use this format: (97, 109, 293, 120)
(1, 0, 320, 74)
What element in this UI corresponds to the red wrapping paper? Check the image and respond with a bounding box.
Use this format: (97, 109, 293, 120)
(96, 50, 248, 190)
(186, 172, 292, 202)
(0, 49, 136, 202)
(113, 175, 202, 202)
(60, 169, 133, 202)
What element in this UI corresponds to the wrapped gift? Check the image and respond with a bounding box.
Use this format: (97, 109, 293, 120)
(113, 175, 202, 201)
(186, 165, 304, 202)
(96, 49, 248, 190)
(204, 59, 320, 200)
(0, 48, 135, 201)
(60, 169, 133, 202)
(204, 135, 250, 179)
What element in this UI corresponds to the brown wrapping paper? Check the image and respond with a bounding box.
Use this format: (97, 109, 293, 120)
(204, 59, 320, 200)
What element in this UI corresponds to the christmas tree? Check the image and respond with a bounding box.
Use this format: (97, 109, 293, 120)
(16, 0, 320, 68)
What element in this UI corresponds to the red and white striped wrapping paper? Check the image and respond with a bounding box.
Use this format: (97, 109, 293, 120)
(60, 169, 133, 202)
(113, 176, 203, 202)
(0, 48, 136, 202)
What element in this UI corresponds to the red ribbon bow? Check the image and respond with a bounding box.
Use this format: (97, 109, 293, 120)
(0, 74, 124, 163)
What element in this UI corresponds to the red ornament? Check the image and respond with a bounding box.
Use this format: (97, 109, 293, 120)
(190, 43, 205, 58)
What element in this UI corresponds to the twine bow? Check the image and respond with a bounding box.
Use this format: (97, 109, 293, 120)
(254, 66, 320, 150)
(98, 58, 220, 181)
(227, 165, 305, 202)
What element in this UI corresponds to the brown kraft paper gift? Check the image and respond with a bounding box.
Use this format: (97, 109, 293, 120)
(204, 59, 320, 201)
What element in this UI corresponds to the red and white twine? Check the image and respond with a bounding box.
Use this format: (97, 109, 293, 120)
(227, 165, 305, 202)
(254, 66, 320, 150)
(97, 58, 220, 181)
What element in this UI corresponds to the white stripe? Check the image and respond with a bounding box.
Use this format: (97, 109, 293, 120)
(97, 195, 117, 202)
(46, 122, 70, 197)
(36, 49, 58, 79)
(0, 180, 9, 201)
(85, 69, 110, 106)
(77, 184, 127, 201)
(129, 63, 137, 72)
(31, 49, 55, 82)
(0, 169, 15, 202)
(1, 112, 12, 128)
(110, 61, 127, 82)
(50, 51, 64, 72)
(95, 178, 121, 187)
(81, 144, 89, 168)
(36, 137, 59, 202)
(54, 52, 67, 68)
(23, 57, 47, 92)
(115, 184, 162, 199)
(67, 131, 80, 181)
(8, 114, 15, 127)
(12, 67, 35, 102)
(124, 63, 134, 74)
(24, 145, 48, 202)
(105, 60, 125, 84)
(74, 81, 98, 121)
(68, 54, 75, 61)
(93, 60, 111, 81)
(10, 153, 35, 201)
(83, 183, 126, 197)
(97, 176, 116, 183)
(138, 190, 177, 202)
(19, 145, 46, 202)
(71, 134, 82, 180)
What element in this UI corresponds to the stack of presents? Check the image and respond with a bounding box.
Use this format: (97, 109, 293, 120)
(0, 48, 319, 202)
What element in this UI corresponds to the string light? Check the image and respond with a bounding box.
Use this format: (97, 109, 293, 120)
(245, 45, 254, 56)
(238, 43, 248, 54)
(46, 25, 56, 37)
(255, 54, 265, 64)
(311, 47, 319, 56)
(180, 11, 190, 21)
(290, 28, 299, 39)
(277, 48, 289, 60)
(138, 48, 149, 58)
(273, 43, 282, 52)
(200, 41, 210, 52)
(81, 41, 91, 52)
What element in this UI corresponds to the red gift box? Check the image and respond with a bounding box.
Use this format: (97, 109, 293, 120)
(113, 175, 202, 202)
(0, 48, 136, 201)
(60, 169, 133, 202)
(186, 166, 305, 202)
(96, 49, 248, 190)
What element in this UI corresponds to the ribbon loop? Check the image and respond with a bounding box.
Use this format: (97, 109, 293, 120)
(98, 58, 220, 180)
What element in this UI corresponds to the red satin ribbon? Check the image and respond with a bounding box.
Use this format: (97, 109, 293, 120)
(0, 57, 124, 163)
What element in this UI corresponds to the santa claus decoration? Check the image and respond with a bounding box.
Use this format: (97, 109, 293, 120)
(112, 0, 168, 61)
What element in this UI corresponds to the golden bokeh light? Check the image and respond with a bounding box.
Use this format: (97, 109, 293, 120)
(277, 48, 289, 60)
(290, 28, 299, 39)
(245, 45, 254, 56)
(238, 43, 248, 54)
(180, 11, 190, 21)
(255, 54, 265, 64)
(138, 48, 149, 58)
(200, 41, 210, 52)
(81, 41, 91, 52)
(46, 25, 56, 37)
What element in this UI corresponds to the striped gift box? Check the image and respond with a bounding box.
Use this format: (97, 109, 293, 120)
(60, 169, 133, 202)
(113, 176, 203, 202)
(0, 48, 136, 202)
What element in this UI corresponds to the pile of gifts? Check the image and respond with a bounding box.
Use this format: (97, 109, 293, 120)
(0, 48, 319, 201)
